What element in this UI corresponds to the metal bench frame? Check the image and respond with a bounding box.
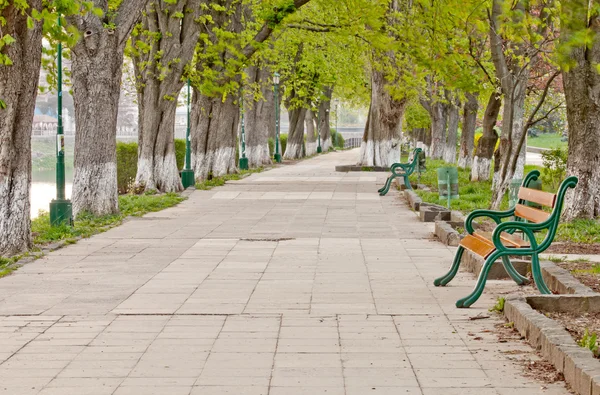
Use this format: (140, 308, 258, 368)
(433, 170, 578, 308)
(378, 148, 423, 196)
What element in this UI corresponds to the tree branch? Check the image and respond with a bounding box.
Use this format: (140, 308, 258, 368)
(241, 0, 312, 59)
(116, 0, 150, 46)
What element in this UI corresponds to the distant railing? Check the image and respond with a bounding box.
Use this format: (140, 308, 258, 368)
(344, 137, 362, 149)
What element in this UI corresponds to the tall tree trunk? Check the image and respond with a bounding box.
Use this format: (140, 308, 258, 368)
(443, 93, 460, 163)
(132, 0, 201, 192)
(318, 87, 333, 151)
(305, 111, 317, 156)
(191, 93, 240, 180)
(0, 1, 42, 256)
(359, 70, 406, 166)
(245, 65, 274, 167)
(560, 0, 600, 219)
(471, 93, 501, 181)
(489, 0, 531, 209)
(68, 0, 148, 216)
(135, 86, 182, 192)
(284, 106, 307, 159)
(459, 92, 479, 168)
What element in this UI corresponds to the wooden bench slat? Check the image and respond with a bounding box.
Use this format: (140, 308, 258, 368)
(518, 187, 556, 208)
(473, 231, 530, 248)
(514, 203, 551, 223)
(460, 235, 495, 258)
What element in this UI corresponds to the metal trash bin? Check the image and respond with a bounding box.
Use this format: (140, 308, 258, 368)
(437, 167, 459, 208)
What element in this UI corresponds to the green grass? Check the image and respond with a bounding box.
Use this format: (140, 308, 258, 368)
(573, 264, 600, 276)
(196, 167, 264, 190)
(554, 219, 600, 244)
(32, 192, 186, 245)
(528, 133, 567, 150)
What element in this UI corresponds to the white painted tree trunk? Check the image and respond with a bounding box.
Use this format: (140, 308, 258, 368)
(0, 3, 42, 256)
(245, 65, 274, 167)
(305, 111, 317, 156)
(68, 0, 149, 215)
(284, 107, 307, 160)
(135, 91, 183, 192)
(458, 93, 479, 168)
(359, 70, 406, 167)
(191, 93, 239, 180)
(318, 87, 333, 151)
(443, 95, 460, 164)
(470, 93, 501, 182)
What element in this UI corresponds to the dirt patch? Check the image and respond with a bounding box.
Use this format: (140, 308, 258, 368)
(544, 311, 600, 359)
(494, 321, 567, 386)
(555, 261, 600, 292)
(546, 242, 600, 255)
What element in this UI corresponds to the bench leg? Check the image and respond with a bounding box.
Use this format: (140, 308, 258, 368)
(456, 251, 501, 308)
(501, 256, 530, 285)
(531, 253, 551, 294)
(378, 175, 395, 196)
(403, 175, 412, 190)
(434, 246, 465, 286)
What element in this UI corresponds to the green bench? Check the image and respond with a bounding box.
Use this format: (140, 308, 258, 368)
(433, 170, 578, 308)
(378, 148, 424, 196)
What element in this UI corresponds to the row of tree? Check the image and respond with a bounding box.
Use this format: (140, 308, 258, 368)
(1, 0, 599, 258)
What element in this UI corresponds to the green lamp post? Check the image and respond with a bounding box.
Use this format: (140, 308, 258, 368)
(49, 14, 73, 227)
(273, 72, 282, 163)
(334, 99, 339, 147)
(180, 78, 195, 188)
(238, 91, 249, 170)
(316, 100, 322, 154)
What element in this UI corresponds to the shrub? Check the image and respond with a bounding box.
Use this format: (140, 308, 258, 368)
(116, 142, 138, 194)
(541, 147, 568, 190)
(331, 128, 345, 149)
(116, 139, 187, 194)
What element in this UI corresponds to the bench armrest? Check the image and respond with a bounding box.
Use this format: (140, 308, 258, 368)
(465, 208, 515, 234)
(391, 163, 411, 171)
(492, 221, 540, 253)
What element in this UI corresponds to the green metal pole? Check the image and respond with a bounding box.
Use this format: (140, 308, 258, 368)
(49, 14, 72, 227)
(316, 103, 322, 154)
(238, 91, 248, 170)
(274, 73, 281, 163)
(447, 172, 451, 209)
(180, 78, 195, 188)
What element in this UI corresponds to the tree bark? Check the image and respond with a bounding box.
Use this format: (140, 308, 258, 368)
(359, 69, 406, 166)
(132, 0, 201, 192)
(68, 0, 149, 216)
(471, 93, 501, 181)
(284, 106, 307, 159)
(458, 92, 479, 168)
(489, 0, 531, 209)
(443, 92, 460, 164)
(560, 0, 600, 219)
(0, 1, 42, 256)
(245, 65, 274, 167)
(318, 87, 333, 151)
(191, 93, 240, 180)
(305, 111, 317, 156)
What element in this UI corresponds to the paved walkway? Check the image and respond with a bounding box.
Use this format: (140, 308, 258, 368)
(1, 150, 568, 395)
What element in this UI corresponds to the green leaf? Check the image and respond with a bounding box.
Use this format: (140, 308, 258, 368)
(0, 99, 6, 110)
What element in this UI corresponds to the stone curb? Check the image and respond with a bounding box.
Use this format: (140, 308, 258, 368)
(403, 190, 422, 211)
(504, 296, 600, 395)
(540, 261, 596, 295)
(419, 204, 451, 222)
(435, 221, 460, 246)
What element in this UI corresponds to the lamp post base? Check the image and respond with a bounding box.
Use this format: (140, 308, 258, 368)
(274, 153, 282, 163)
(180, 169, 196, 189)
(317, 146, 322, 153)
(49, 199, 73, 227)
(238, 157, 249, 170)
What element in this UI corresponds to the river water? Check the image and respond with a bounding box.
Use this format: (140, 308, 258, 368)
(31, 169, 73, 219)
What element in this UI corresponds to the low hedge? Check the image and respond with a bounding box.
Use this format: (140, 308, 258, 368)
(117, 139, 186, 194)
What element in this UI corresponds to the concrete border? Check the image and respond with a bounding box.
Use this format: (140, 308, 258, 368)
(504, 295, 600, 395)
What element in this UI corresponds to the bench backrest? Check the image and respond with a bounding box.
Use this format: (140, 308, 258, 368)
(405, 148, 423, 176)
(515, 170, 578, 250)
